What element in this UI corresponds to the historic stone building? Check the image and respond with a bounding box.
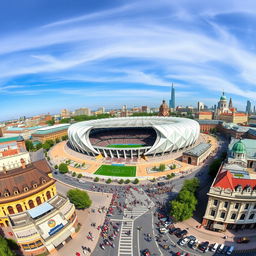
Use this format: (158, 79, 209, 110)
(158, 100, 169, 116)
(202, 139, 256, 232)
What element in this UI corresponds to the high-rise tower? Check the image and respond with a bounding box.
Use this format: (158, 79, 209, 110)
(169, 83, 175, 109)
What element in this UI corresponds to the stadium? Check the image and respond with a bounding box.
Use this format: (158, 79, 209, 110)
(67, 117, 200, 159)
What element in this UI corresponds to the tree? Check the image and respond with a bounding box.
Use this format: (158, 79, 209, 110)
(55, 138, 60, 144)
(46, 118, 55, 126)
(62, 135, 68, 140)
(72, 172, 76, 177)
(59, 163, 69, 174)
(124, 179, 130, 184)
(182, 178, 200, 194)
(35, 142, 43, 150)
(170, 200, 194, 221)
(54, 164, 58, 169)
(67, 189, 92, 209)
(106, 178, 112, 184)
(25, 140, 34, 151)
(118, 179, 124, 184)
(133, 178, 139, 184)
(177, 190, 197, 209)
(0, 236, 15, 256)
(94, 177, 99, 182)
(77, 173, 82, 178)
(159, 164, 166, 172)
(166, 173, 175, 179)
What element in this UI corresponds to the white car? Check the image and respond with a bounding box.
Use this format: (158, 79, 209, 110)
(159, 227, 168, 234)
(179, 237, 190, 246)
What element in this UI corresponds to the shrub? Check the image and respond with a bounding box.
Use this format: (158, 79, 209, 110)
(67, 189, 92, 209)
(59, 163, 69, 174)
(124, 179, 130, 184)
(106, 178, 112, 184)
(77, 173, 82, 178)
(159, 164, 166, 172)
(72, 172, 76, 177)
(133, 178, 139, 184)
(118, 179, 124, 184)
(166, 173, 175, 179)
(0, 236, 15, 256)
(94, 177, 99, 182)
(47, 156, 50, 161)
(54, 164, 58, 169)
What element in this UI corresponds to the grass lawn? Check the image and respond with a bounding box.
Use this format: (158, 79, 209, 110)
(94, 165, 136, 177)
(107, 144, 143, 148)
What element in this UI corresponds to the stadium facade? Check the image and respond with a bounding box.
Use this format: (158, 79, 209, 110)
(68, 117, 200, 158)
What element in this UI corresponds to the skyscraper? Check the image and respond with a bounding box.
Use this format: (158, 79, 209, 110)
(169, 83, 175, 109)
(246, 100, 252, 114)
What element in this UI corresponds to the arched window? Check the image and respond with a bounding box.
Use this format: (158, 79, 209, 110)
(36, 196, 42, 205)
(28, 200, 35, 209)
(249, 214, 255, 220)
(240, 214, 245, 220)
(7, 206, 14, 215)
(46, 191, 51, 200)
(16, 204, 23, 213)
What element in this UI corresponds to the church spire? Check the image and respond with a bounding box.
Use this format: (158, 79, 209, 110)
(229, 97, 233, 109)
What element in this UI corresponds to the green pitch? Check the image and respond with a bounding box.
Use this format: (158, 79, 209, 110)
(94, 165, 136, 177)
(107, 144, 143, 148)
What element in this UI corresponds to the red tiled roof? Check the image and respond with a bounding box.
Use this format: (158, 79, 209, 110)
(213, 170, 256, 190)
(199, 112, 212, 115)
(1, 149, 18, 157)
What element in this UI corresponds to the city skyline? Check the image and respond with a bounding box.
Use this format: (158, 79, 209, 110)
(1, 0, 256, 119)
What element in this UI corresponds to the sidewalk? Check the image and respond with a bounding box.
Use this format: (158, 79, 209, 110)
(51, 190, 112, 256)
(175, 217, 256, 250)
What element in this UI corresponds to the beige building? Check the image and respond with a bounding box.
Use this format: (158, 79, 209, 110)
(203, 139, 256, 231)
(74, 108, 91, 116)
(196, 111, 213, 120)
(61, 109, 71, 118)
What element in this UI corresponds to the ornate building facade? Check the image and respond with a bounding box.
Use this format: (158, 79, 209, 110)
(158, 100, 169, 116)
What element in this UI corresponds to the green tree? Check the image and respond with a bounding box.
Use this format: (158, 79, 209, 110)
(77, 173, 82, 178)
(106, 178, 112, 184)
(177, 190, 197, 209)
(54, 164, 58, 169)
(35, 142, 43, 150)
(118, 179, 124, 184)
(55, 138, 60, 144)
(94, 177, 99, 182)
(182, 178, 200, 194)
(72, 172, 76, 177)
(159, 164, 166, 172)
(166, 173, 175, 179)
(59, 163, 69, 174)
(170, 200, 194, 221)
(124, 179, 130, 184)
(67, 189, 92, 209)
(62, 135, 68, 140)
(133, 178, 139, 184)
(0, 236, 15, 256)
(25, 140, 34, 151)
(46, 118, 55, 126)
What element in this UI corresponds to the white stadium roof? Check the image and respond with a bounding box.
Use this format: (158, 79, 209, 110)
(68, 116, 200, 157)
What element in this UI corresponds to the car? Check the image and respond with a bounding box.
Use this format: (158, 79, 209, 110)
(199, 241, 209, 252)
(192, 241, 199, 250)
(175, 252, 181, 256)
(188, 239, 197, 247)
(236, 237, 250, 243)
(173, 228, 181, 235)
(176, 229, 188, 238)
(187, 235, 196, 241)
(169, 227, 178, 234)
(142, 249, 151, 256)
(217, 244, 225, 253)
(227, 246, 234, 255)
(157, 182, 165, 186)
(210, 243, 219, 252)
(222, 245, 230, 254)
(179, 237, 190, 246)
(159, 227, 168, 234)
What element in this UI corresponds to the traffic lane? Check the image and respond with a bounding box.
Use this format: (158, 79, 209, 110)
(135, 211, 162, 256)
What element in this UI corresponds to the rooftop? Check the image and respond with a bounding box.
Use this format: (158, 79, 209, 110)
(184, 143, 211, 157)
(0, 136, 24, 144)
(33, 124, 70, 135)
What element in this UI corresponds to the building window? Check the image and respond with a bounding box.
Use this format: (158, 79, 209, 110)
(36, 196, 42, 205)
(213, 200, 218, 206)
(245, 203, 250, 210)
(210, 210, 216, 217)
(231, 213, 236, 220)
(28, 200, 35, 209)
(220, 212, 226, 219)
(16, 204, 23, 213)
(224, 202, 229, 208)
(46, 191, 51, 200)
(234, 203, 240, 209)
(240, 214, 246, 220)
(7, 206, 14, 215)
(249, 214, 255, 220)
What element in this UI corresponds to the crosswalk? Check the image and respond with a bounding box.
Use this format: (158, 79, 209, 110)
(123, 207, 150, 220)
(118, 220, 133, 256)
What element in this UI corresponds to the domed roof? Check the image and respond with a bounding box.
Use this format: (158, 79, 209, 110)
(232, 140, 246, 154)
(220, 92, 227, 101)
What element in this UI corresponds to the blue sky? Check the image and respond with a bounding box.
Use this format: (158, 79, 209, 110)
(1, 0, 256, 120)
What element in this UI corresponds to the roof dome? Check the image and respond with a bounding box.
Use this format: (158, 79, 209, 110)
(220, 92, 227, 101)
(232, 140, 246, 154)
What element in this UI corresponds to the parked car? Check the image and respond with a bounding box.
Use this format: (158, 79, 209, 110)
(217, 244, 225, 253)
(188, 238, 197, 247)
(179, 237, 190, 246)
(176, 229, 188, 238)
(199, 241, 209, 252)
(173, 228, 181, 235)
(227, 246, 234, 255)
(210, 243, 219, 252)
(187, 235, 196, 241)
(222, 245, 230, 254)
(159, 227, 168, 234)
(169, 227, 178, 234)
(192, 240, 200, 250)
(236, 237, 250, 243)
(142, 249, 151, 256)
